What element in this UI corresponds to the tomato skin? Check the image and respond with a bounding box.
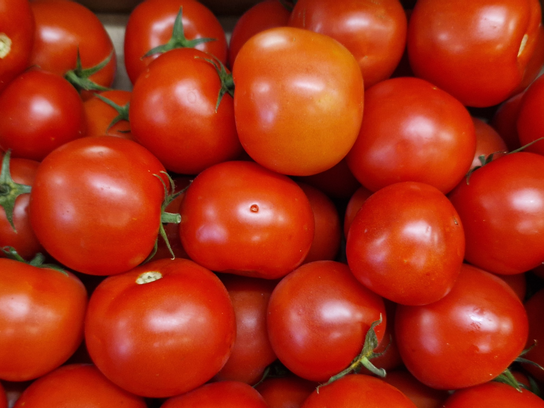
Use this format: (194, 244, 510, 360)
(0, 68, 86, 161)
(85, 258, 236, 398)
(233, 26, 364, 176)
(0, 259, 87, 382)
(83, 90, 132, 139)
(129, 47, 243, 175)
(395, 263, 529, 390)
(522, 288, 544, 383)
(407, 0, 542, 108)
(448, 152, 544, 275)
(517, 74, 544, 155)
(490, 91, 524, 151)
(346, 181, 465, 306)
(0, 0, 34, 94)
(179, 161, 314, 280)
(289, 0, 407, 89)
(470, 117, 508, 170)
(29, 136, 167, 276)
(267, 261, 386, 383)
(382, 370, 449, 408)
(12, 364, 147, 408)
(255, 376, 317, 408)
(343, 185, 373, 238)
(346, 77, 476, 194)
(124, 0, 227, 85)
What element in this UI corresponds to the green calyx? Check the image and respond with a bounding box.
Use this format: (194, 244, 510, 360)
(1, 246, 68, 276)
(195, 54, 234, 112)
(94, 93, 131, 134)
(65, 48, 113, 93)
(142, 7, 216, 59)
(0, 151, 31, 232)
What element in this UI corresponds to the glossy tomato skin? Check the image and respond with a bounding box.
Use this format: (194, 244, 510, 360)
(470, 117, 508, 170)
(85, 258, 236, 398)
(29, 137, 167, 276)
(12, 364, 147, 408)
(0, 0, 34, 94)
(179, 161, 315, 280)
(346, 77, 476, 194)
(448, 152, 544, 275)
(289, 0, 407, 89)
(346, 181, 465, 306)
(407, 0, 542, 107)
(233, 26, 364, 176)
(0, 68, 86, 161)
(301, 374, 417, 408)
(267, 261, 386, 383)
(0, 259, 87, 382)
(395, 263, 529, 390)
(517, 74, 544, 155)
(124, 0, 227, 85)
(83, 90, 132, 139)
(130, 47, 243, 175)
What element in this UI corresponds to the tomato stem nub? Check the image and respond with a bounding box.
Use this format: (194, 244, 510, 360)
(0, 150, 32, 232)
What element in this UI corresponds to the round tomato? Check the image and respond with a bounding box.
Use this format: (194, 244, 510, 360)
(490, 91, 524, 151)
(85, 258, 236, 398)
(233, 26, 364, 176)
(517, 74, 544, 155)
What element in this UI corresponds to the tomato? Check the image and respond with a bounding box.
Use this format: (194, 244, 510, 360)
(346, 77, 476, 194)
(513, 24, 544, 96)
(267, 260, 386, 383)
(0, 258, 87, 382)
(129, 47, 243, 175)
(213, 275, 277, 385)
(179, 160, 314, 280)
(233, 26, 364, 176)
(161, 381, 268, 408)
(83, 90, 132, 139)
(228, 0, 290, 68)
(470, 117, 508, 171)
(442, 381, 544, 407)
(29, 136, 168, 276)
(289, 0, 407, 89)
(490, 91, 524, 151)
(346, 181, 465, 306)
(85, 258, 236, 398)
(29, 0, 116, 98)
(517, 74, 544, 155)
(343, 185, 373, 238)
(255, 376, 317, 408)
(0, 0, 34, 94)
(124, 0, 228, 84)
(395, 263, 529, 390)
(448, 152, 544, 275)
(382, 370, 449, 408)
(12, 364, 146, 408)
(407, 0, 542, 107)
(0, 68, 86, 161)
(522, 288, 544, 383)
(495, 272, 526, 301)
(301, 374, 417, 408)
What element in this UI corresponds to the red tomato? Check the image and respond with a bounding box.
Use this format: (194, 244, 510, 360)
(301, 374, 417, 408)
(346, 181, 465, 306)
(522, 288, 544, 383)
(448, 152, 544, 275)
(85, 258, 236, 398)
(12, 364, 147, 408)
(83, 90, 132, 139)
(395, 263, 529, 390)
(289, 0, 407, 89)
(470, 117, 508, 170)
(382, 370, 450, 408)
(129, 47, 243, 175)
(161, 381, 268, 408)
(255, 376, 317, 408)
(490, 91, 524, 151)
(442, 381, 544, 408)
(213, 275, 277, 385)
(124, 0, 228, 84)
(29, 136, 168, 276)
(346, 77, 476, 194)
(233, 26, 364, 176)
(407, 0, 542, 107)
(29, 0, 116, 98)
(267, 260, 386, 383)
(513, 24, 544, 96)
(179, 160, 314, 280)
(0, 0, 34, 94)
(0, 258, 87, 382)
(517, 74, 544, 155)
(495, 272, 526, 301)
(343, 185, 373, 238)
(0, 68, 86, 161)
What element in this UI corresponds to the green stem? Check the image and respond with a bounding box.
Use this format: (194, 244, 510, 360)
(64, 48, 113, 93)
(0, 151, 32, 232)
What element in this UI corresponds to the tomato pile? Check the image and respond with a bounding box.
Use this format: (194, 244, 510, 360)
(2, 0, 544, 406)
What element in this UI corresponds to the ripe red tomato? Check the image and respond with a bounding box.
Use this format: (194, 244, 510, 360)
(267, 260, 386, 383)
(0, 258, 87, 382)
(346, 76, 476, 194)
(85, 258, 236, 398)
(343, 185, 373, 238)
(255, 376, 317, 408)
(0, 0, 34, 94)
(382, 370, 450, 408)
(179, 160, 315, 280)
(490, 92, 524, 151)
(470, 117, 508, 170)
(346, 181, 465, 306)
(442, 381, 544, 407)
(0, 68, 86, 161)
(83, 90, 132, 139)
(29, 136, 168, 276)
(517, 74, 544, 155)
(233, 26, 364, 176)
(289, 0, 407, 89)
(395, 263, 529, 390)
(407, 0, 542, 107)
(124, 0, 228, 84)
(0, 382, 5, 408)
(12, 364, 147, 408)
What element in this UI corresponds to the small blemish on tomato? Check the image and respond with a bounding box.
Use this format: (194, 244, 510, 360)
(250, 204, 259, 213)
